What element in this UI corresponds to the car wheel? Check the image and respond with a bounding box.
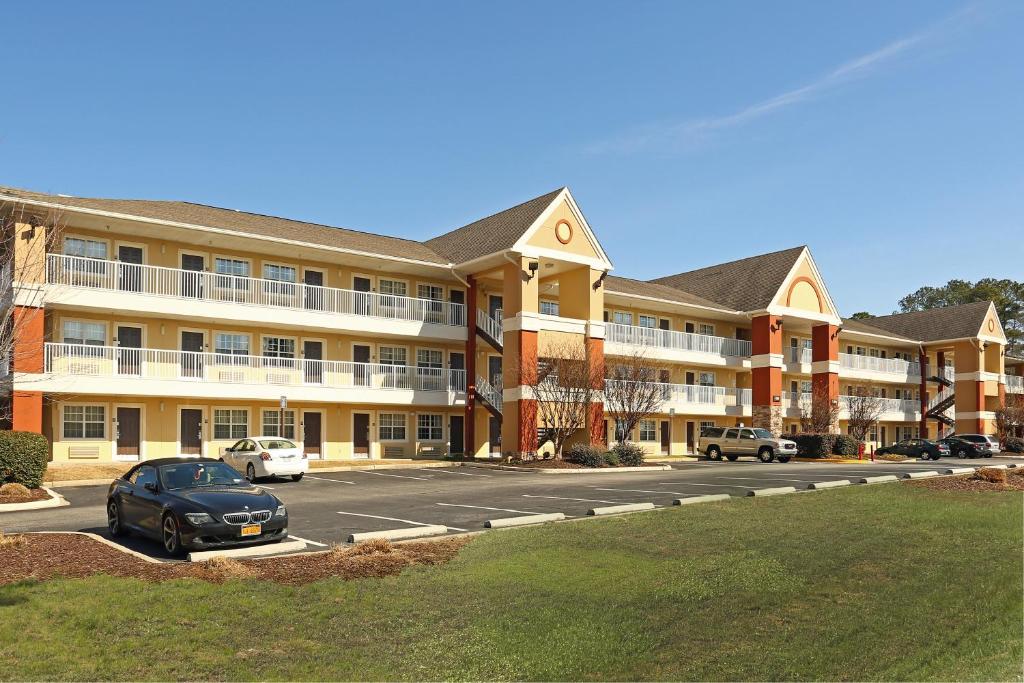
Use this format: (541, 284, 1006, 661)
(776, 455, 792, 463)
(291, 473, 304, 482)
(107, 500, 126, 538)
(984, 453, 993, 458)
(758, 448, 775, 463)
(246, 463, 257, 482)
(725, 454, 739, 462)
(956, 448, 968, 459)
(162, 514, 183, 557)
(707, 446, 722, 461)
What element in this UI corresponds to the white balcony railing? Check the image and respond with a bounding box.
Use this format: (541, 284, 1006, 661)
(839, 395, 920, 414)
(1006, 375, 1024, 393)
(475, 375, 503, 411)
(927, 386, 954, 411)
(789, 347, 813, 364)
(839, 352, 920, 377)
(43, 343, 466, 393)
(476, 308, 503, 343)
(604, 380, 749, 408)
(605, 323, 752, 358)
(46, 253, 467, 327)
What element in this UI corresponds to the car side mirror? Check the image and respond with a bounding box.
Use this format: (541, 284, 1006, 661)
(143, 482, 158, 493)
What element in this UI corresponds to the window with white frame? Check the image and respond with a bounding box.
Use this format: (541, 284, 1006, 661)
(214, 333, 249, 356)
(62, 321, 105, 346)
(379, 413, 406, 441)
(378, 279, 407, 297)
(540, 300, 560, 316)
(417, 284, 443, 301)
(262, 336, 296, 359)
(639, 315, 657, 328)
(416, 349, 443, 369)
(614, 418, 630, 442)
(213, 409, 248, 440)
(263, 264, 297, 283)
(63, 237, 107, 259)
(379, 346, 407, 366)
(698, 372, 716, 387)
(417, 414, 443, 441)
(63, 405, 105, 439)
(261, 409, 296, 439)
(700, 420, 716, 432)
(215, 257, 249, 278)
(869, 348, 880, 358)
(613, 311, 633, 326)
(639, 419, 656, 441)
(800, 380, 813, 394)
(697, 323, 715, 336)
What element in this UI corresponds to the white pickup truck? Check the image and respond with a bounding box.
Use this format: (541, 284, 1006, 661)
(698, 427, 797, 463)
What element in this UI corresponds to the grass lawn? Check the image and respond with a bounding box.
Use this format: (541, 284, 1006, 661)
(1, 484, 1021, 681)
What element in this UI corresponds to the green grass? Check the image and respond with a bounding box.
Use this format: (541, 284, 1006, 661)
(1, 484, 1021, 681)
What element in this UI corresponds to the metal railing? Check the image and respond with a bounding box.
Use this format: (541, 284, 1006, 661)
(1006, 375, 1024, 393)
(839, 395, 920, 414)
(789, 347, 813, 364)
(46, 253, 466, 327)
(43, 342, 466, 393)
(605, 323, 752, 358)
(839, 352, 921, 377)
(476, 308, 503, 343)
(604, 380, 749, 407)
(927, 386, 954, 411)
(476, 375, 503, 412)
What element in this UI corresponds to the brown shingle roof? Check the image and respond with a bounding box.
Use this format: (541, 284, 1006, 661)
(604, 275, 731, 311)
(850, 301, 993, 342)
(648, 246, 806, 311)
(424, 188, 564, 264)
(0, 186, 450, 265)
(840, 317, 917, 342)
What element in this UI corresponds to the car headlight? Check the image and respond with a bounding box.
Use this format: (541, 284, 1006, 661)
(274, 505, 287, 518)
(184, 512, 215, 526)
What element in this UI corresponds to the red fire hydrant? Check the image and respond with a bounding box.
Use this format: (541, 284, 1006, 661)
(858, 442, 865, 460)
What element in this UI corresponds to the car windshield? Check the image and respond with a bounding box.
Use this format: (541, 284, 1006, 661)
(159, 462, 246, 490)
(258, 439, 296, 450)
(752, 429, 773, 439)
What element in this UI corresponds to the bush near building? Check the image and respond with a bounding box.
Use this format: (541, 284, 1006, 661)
(792, 433, 838, 457)
(832, 435, 860, 456)
(611, 442, 645, 466)
(1004, 437, 1024, 454)
(0, 431, 48, 489)
(565, 443, 605, 468)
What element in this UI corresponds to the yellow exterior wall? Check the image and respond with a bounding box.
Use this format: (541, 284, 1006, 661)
(524, 199, 600, 260)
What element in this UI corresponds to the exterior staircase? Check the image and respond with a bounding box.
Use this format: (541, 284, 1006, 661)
(476, 309, 503, 352)
(925, 371, 955, 436)
(475, 375, 503, 418)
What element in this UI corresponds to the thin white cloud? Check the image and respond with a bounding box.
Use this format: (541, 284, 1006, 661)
(586, 3, 981, 154)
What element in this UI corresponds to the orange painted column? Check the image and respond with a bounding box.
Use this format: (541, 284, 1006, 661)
(586, 336, 605, 446)
(811, 323, 841, 433)
(464, 276, 477, 456)
(12, 305, 45, 433)
(975, 380, 986, 435)
(751, 315, 783, 435)
(515, 329, 539, 456)
(918, 351, 929, 437)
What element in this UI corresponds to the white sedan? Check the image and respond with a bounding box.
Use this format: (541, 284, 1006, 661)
(222, 437, 308, 482)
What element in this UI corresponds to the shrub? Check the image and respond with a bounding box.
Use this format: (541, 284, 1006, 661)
(0, 531, 27, 550)
(565, 443, 605, 468)
(792, 433, 837, 458)
(0, 482, 31, 497)
(832, 435, 860, 456)
(975, 467, 1007, 484)
(202, 556, 256, 580)
(602, 451, 620, 467)
(0, 431, 48, 489)
(1004, 437, 1024, 454)
(612, 442, 645, 467)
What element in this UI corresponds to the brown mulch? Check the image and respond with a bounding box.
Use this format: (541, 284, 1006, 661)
(43, 462, 132, 482)
(0, 487, 53, 505)
(0, 533, 469, 586)
(906, 468, 1024, 493)
(508, 459, 662, 469)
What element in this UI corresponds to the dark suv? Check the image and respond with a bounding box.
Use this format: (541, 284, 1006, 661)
(939, 434, 999, 459)
(876, 438, 949, 461)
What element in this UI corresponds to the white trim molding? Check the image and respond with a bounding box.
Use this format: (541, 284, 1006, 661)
(751, 353, 784, 369)
(954, 371, 1003, 382)
(811, 360, 841, 374)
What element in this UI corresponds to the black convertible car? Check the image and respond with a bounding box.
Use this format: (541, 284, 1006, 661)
(106, 457, 288, 556)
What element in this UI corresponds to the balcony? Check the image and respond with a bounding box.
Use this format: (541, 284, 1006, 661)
(605, 379, 750, 415)
(32, 342, 465, 405)
(43, 254, 467, 340)
(605, 323, 752, 367)
(783, 392, 920, 419)
(1005, 375, 1023, 394)
(838, 353, 921, 382)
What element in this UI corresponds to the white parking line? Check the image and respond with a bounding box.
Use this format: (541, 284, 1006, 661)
(305, 475, 357, 484)
(523, 494, 626, 505)
(437, 503, 541, 514)
(336, 510, 466, 532)
(357, 471, 430, 481)
(593, 487, 702, 496)
(288, 534, 328, 547)
(713, 476, 819, 483)
(659, 482, 742, 488)
(423, 468, 490, 477)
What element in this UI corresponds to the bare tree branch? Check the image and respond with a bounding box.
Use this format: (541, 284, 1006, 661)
(843, 387, 887, 443)
(603, 349, 665, 445)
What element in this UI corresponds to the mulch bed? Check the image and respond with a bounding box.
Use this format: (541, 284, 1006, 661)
(0, 533, 468, 586)
(0, 488, 53, 505)
(508, 459, 661, 469)
(906, 469, 1024, 493)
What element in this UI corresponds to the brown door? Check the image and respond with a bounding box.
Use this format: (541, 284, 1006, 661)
(353, 276, 372, 315)
(660, 420, 670, 455)
(353, 344, 371, 386)
(489, 416, 501, 454)
(303, 412, 322, 458)
(303, 340, 323, 384)
(180, 331, 204, 378)
(180, 409, 202, 455)
(686, 422, 696, 454)
(449, 352, 465, 391)
(116, 326, 142, 375)
(449, 415, 464, 455)
(118, 245, 144, 292)
(180, 253, 204, 298)
(303, 270, 324, 310)
(659, 319, 670, 331)
(116, 407, 141, 458)
(353, 413, 370, 456)
(685, 372, 695, 385)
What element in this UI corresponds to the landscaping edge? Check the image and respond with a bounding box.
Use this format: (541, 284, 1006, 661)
(0, 487, 68, 513)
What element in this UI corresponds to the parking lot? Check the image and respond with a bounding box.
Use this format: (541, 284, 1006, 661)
(4, 456, 1021, 560)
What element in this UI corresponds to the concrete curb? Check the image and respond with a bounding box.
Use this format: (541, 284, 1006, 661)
(900, 471, 939, 479)
(188, 539, 307, 562)
(793, 457, 867, 464)
(943, 467, 977, 475)
(347, 525, 448, 543)
(746, 486, 797, 497)
(588, 502, 656, 516)
(859, 475, 899, 484)
(471, 464, 672, 474)
(485, 513, 565, 528)
(673, 494, 730, 505)
(27, 530, 164, 564)
(0, 487, 69, 513)
(980, 464, 1009, 470)
(807, 480, 851, 490)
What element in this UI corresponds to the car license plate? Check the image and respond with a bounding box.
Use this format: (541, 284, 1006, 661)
(240, 524, 262, 537)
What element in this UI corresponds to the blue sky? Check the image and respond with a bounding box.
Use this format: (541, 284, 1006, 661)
(2, 1, 1021, 315)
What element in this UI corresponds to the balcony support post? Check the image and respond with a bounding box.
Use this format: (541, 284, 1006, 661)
(500, 257, 539, 459)
(10, 305, 45, 433)
(464, 276, 477, 458)
(811, 323, 841, 434)
(751, 315, 783, 436)
(586, 335, 605, 447)
(918, 351, 929, 437)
